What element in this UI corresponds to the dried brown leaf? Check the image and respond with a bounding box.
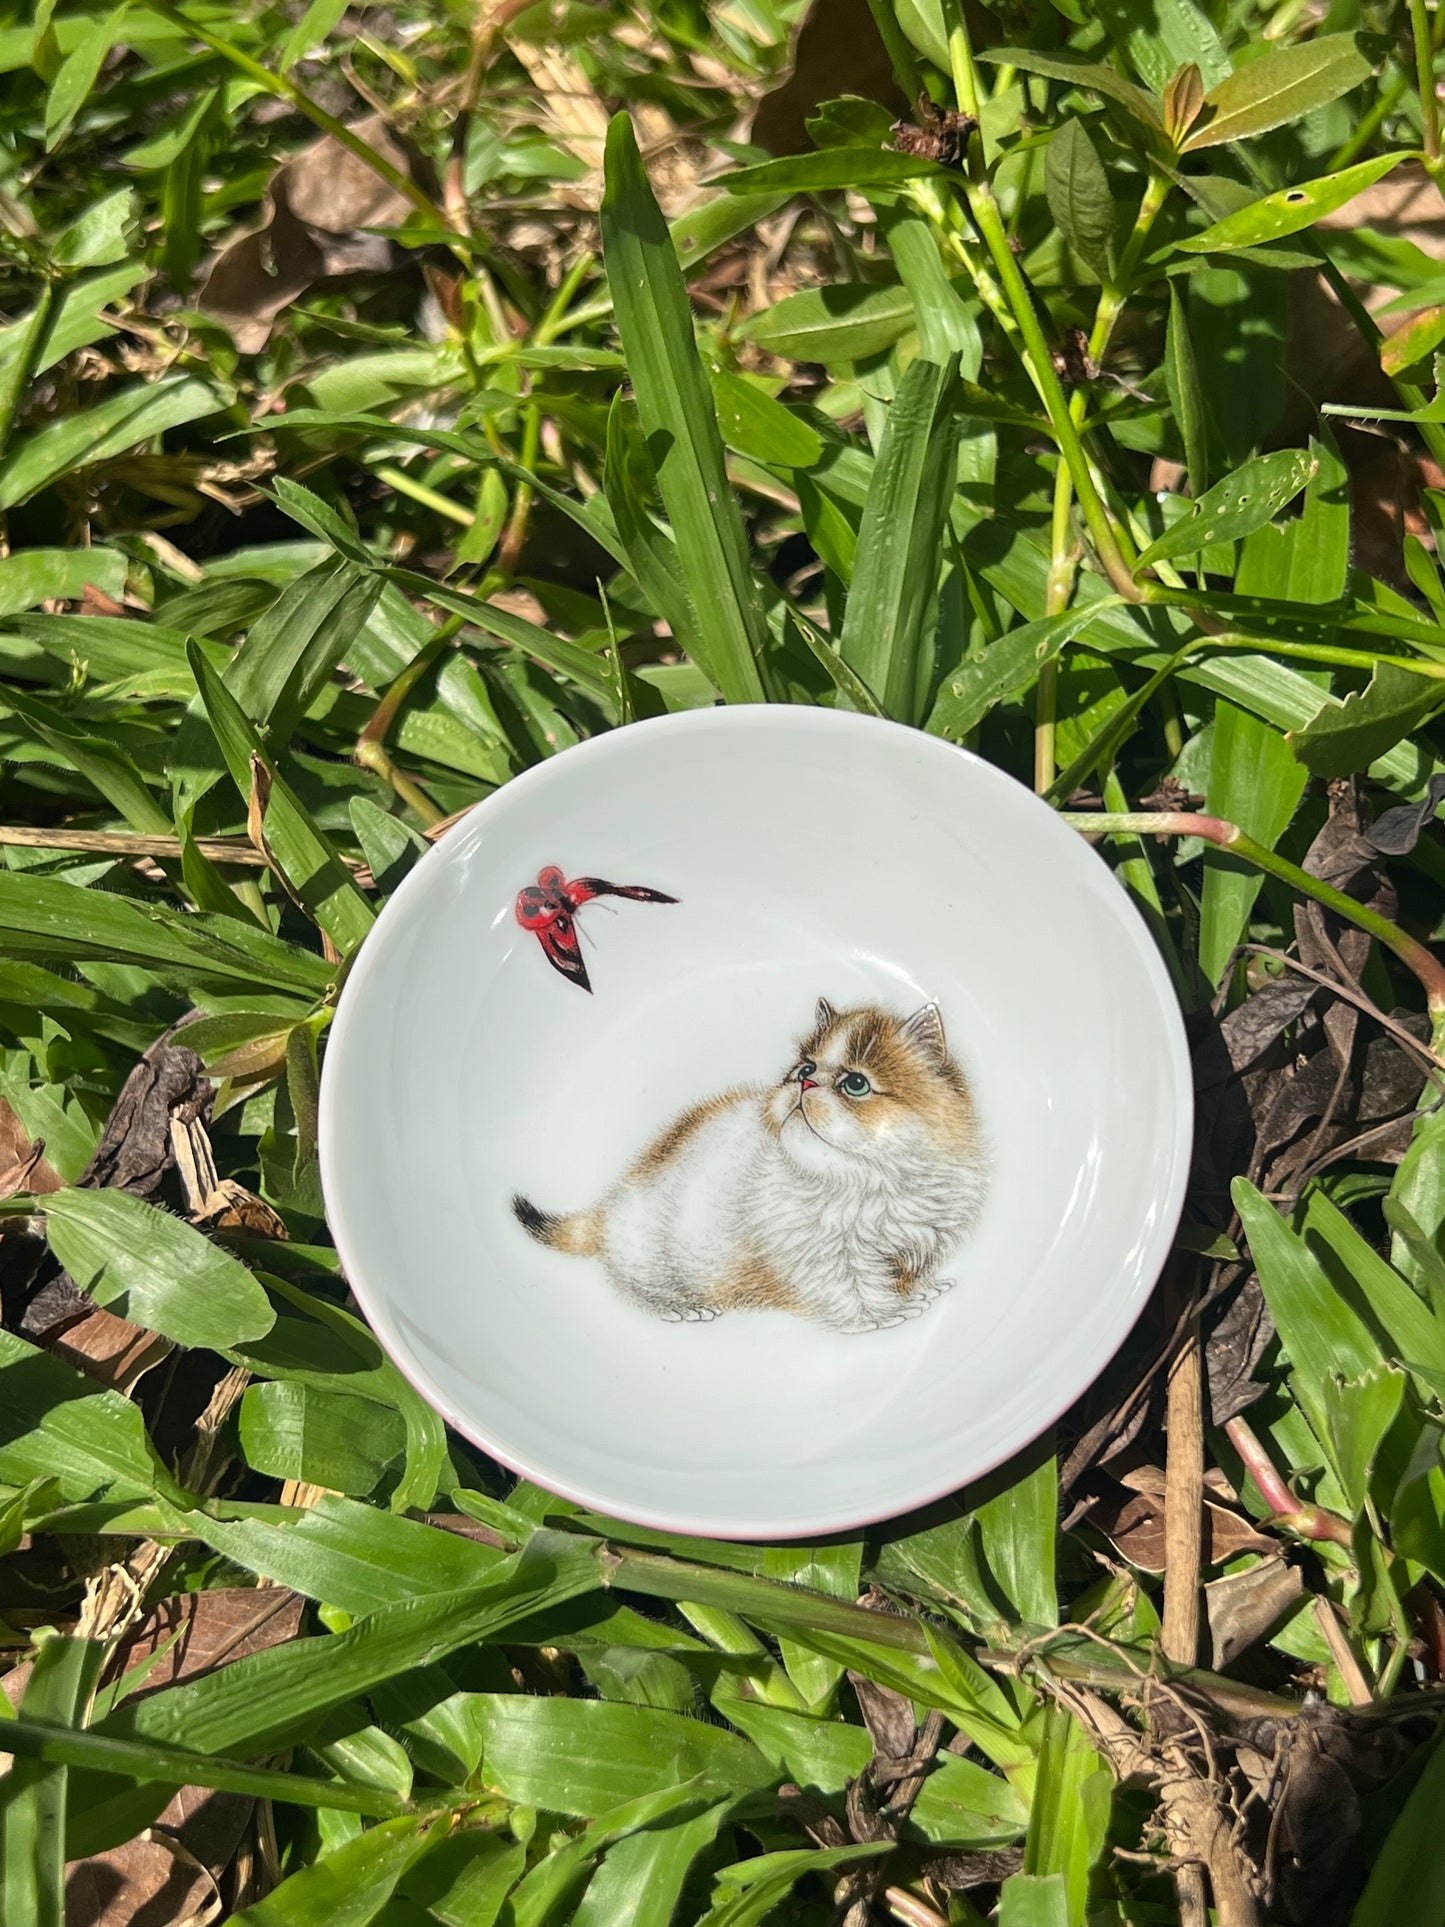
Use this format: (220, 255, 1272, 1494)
(197, 116, 416, 351)
(113, 1587, 305, 1698)
(78, 1038, 212, 1200)
(1090, 1481, 1275, 1573)
(0, 1095, 63, 1201)
(1206, 1276, 1274, 1425)
(1205, 1554, 1305, 1668)
(64, 1792, 250, 1927)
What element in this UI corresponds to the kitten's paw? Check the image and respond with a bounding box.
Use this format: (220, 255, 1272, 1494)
(680, 1305, 720, 1322)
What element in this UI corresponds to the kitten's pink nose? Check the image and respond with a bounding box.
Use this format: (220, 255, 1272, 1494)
(799, 1078, 817, 1091)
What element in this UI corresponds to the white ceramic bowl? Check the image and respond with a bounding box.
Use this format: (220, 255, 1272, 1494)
(319, 707, 1191, 1539)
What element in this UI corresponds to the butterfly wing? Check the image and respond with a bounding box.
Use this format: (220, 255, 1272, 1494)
(515, 884, 556, 930)
(569, 877, 678, 906)
(538, 911, 591, 992)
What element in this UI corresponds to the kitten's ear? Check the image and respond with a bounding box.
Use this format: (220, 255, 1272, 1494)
(900, 1002, 947, 1067)
(815, 998, 838, 1033)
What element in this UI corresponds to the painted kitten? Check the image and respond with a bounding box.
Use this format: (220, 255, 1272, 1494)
(512, 998, 987, 1332)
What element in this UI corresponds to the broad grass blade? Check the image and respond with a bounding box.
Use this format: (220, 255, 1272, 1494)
(0, 1634, 103, 1927)
(1199, 700, 1306, 984)
(839, 353, 961, 723)
(600, 113, 768, 704)
(190, 644, 375, 955)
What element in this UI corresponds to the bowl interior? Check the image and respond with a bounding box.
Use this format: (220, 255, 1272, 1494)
(320, 708, 1191, 1538)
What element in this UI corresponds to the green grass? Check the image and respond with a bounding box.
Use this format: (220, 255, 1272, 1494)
(3, 0, 1445, 1920)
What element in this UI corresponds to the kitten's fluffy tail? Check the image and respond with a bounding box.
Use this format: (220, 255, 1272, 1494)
(511, 1194, 602, 1257)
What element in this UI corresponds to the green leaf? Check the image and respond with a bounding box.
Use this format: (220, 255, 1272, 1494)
(875, 203, 983, 373)
(977, 1450, 1059, 1630)
(1389, 1108, 1445, 1293)
(1325, 1366, 1406, 1517)
(509, 1783, 719, 1927)
(0, 870, 331, 999)
(1383, 305, 1445, 378)
(709, 373, 823, 469)
(102, 1532, 602, 1757)
(1180, 153, 1408, 251)
(43, 5, 125, 148)
(1, 1633, 104, 1927)
(720, 148, 945, 192)
(235, 1276, 444, 1517)
(1287, 663, 1445, 779)
(1095, 0, 1230, 92)
(1300, 1188, 1445, 1383)
(228, 558, 385, 740)
(0, 266, 146, 391)
(1232, 1178, 1384, 1453)
(1133, 447, 1316, 571)
(50, 187, 136, 270)
(3, 686, 170, 835)
(189, 644, 375, 955)
(0, 376, 225, 511)
(0, 1715, 412, 1820)
(694, 1843, 891, 1927)
(44, 1186, 275, 1351)
(1021, 1704, 1111, 1925)
(1164, 283, 1207, 498)
(976, 48, 1162, 128)
(1184, 35, 1374, 149)
(193, 1493, 504, 1616)
(238, 1381, 405, 1497)
(385, 568, 618, 708)
(999, 1872, 1070, 1927)
(233, 1814, 443, 1927)
(1044, 120, 1115, 282)
(0, 547, 126, 618)
(717, 1690, 1027, 1843)
(396, 1830, 523, 1927)
(572, 1799, 733, 1927)
(0, 1329, 174, 1505)
(473, 1697, 777, 1817)
(1350, 1731, 1445, 1926)
(737, 280, 918, 366)
(603, 399, 702, 656)
(762, 1540, 862, 1709)
(838, 353, 961, 722)
(1199, 701, 1307, 983)
(1288, 430, 1351, 603)
(926, 600, 1129, 741)
(276, 0, 348, 70)
(348, 797, 430, 898)
(600, 113, 767, 704)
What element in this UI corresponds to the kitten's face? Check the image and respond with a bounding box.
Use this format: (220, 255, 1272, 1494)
(765, 999, 977, 1177)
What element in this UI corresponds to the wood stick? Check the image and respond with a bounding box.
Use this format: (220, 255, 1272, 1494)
(1164, 1289, 1207, 1927)
(0, 825, 268, 865)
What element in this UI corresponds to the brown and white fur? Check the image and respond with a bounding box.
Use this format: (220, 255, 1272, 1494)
(512, 999, 987, 1332)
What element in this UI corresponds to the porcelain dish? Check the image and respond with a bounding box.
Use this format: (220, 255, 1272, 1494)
(319, 706, 1192, 1539)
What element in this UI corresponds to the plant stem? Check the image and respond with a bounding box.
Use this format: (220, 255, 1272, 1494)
(1413, 0, 1442, 163)
(1063, 811, 1445, 1012)
(1224, 1417, 1355, 1548)
(941, 4, 1140, 603)
(495, 404, 541, 581)
(1033, 169, 1172, 789)
(598, 1542, 1296, 1716)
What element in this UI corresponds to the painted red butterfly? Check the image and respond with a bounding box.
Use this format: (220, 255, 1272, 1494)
(514, 864, 678, 992)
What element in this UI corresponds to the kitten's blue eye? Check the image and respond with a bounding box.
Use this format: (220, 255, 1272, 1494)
(795, 1060, 817, 1083)
(839, 1071, 872, 1098)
